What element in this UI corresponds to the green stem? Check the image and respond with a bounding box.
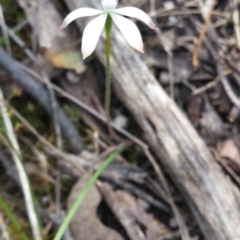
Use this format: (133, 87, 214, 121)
(105, 15, 113, 135)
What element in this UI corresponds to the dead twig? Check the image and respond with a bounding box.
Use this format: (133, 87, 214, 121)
(0, 213, 10, 240)
(0, 5, 11, 55)
(232, 0, 240, 50)
(144, 148, 191, 240)
(193, 0, 216, 66)
(0, 87, 42, 240)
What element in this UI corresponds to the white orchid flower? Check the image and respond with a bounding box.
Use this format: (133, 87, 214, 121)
(60, 0, 157, 59)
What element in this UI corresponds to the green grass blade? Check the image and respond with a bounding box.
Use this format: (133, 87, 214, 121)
(53, 146, 125, 240)
(0, 195, 29, 240)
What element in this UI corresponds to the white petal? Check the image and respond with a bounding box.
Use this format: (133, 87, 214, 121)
(60, 8, 103, 30)
(82, 13, 107, 59)
(115, 7, 157, 30)
(110, 13, 144, 53)
(102, 0, 118, 11)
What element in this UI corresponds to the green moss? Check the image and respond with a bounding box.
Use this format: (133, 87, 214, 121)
(10, 96, 52, 136)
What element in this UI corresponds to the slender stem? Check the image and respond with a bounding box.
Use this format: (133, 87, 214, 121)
(105, 49, 111, 131)
(105, 15, 113, 135)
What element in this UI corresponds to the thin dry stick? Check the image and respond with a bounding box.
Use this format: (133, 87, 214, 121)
(8, 104, 86, 173)
(41, 72, 62, 150)
(6, 25, 35, 61)
(167, 51, 175, 99)
(0, 214, 10, 240)
(217, 64, 240, 109)
(41, 71, 62, 213)
(8, 104, 55, 150)
(40, 70, 72, 240)
(32, 0, 39, 54)
(149, 9, 230, 19)
(232, 0, 240, 50)
(12, 19, 28, 32)
(144, 148, 191, 240)
(193, 69, 232, 95)
(150, 0, 156, 12)
(0, 5, 11, 55)
(192, 0, 216, 66)
(0, 88, 42, 240)
(155, 27, 175, 99)
(193, 76, 219, 95)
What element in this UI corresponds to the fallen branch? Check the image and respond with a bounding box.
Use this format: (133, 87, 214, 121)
(0, 47, 83, 153)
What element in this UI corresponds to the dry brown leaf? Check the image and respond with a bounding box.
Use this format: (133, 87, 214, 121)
(218, 139, 240, 172)
(45, 51, 86, 74)
(99, 182, 171, 240)
(67, 175, 124, 240)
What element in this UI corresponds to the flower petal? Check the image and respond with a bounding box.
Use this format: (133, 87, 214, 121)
(102, 0, 118, 10)
(115, 7, 157, 30)
(60, 8, 103, 30)
(82, 13, 107, 59)
(110, 13, 144, 53)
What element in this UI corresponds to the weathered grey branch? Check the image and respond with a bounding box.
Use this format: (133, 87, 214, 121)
(64, 1, 240, 239)
(0, 47, 83, 153)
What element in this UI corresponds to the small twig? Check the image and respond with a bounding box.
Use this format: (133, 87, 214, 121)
(0, 213, 10, 240)
(193, 75, 220, 95)
(143, 147, 191, 240)
(0, 88, 42, 240)
(232, 0, 240, 50)
(0, 5, 11, 55)
(155, 24, 176, 100)
(8, 104, 86, 174)
(167, 51, 175, 99)
(192, 0, 216, 66)
(150, 0, 156, 12)
(217, 64, 240, 109)
(149, 9, 230, 20)
(12, 19, 28, 32)
(6, 25, 35, 62)
(41, 71, 62, 212)
(41, 72, 62, 150)
(32, 0, 39, 54)
(40, 72, 70, 240)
